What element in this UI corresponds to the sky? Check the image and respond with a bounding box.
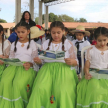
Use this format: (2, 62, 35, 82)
(0, 0, 108, 23)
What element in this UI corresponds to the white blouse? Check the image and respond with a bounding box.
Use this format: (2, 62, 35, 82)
(9, 40, 38, 63)
(85, 45, 108, 69)
(42, 39, 78, 63)
(72, 38, 91, 51)
(0, 40, 11, 55)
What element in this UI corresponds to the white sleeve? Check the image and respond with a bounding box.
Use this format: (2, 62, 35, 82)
(31, 41, 39, 71)
(9, 42, 15, 59)
(3, 40, 11, 56)
(66, 40, 78, 64)
(85, 47, 93, 62)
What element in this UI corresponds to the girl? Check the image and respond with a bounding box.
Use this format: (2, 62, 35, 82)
(77, 27, 108, 108)
(27, 21, 78, 108)
(0, 24, 11, 81)
(0, 21, 38, 108)
(72, 25, 91, 74)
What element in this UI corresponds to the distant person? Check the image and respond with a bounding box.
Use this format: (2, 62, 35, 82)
(20, 11, 36, 28)
(72, 25, 91, 74)
(89, 31, 94, 44)
(45, 29, 51, 40)
(8, 27, 17, 43)
(64, 27, 72, 41)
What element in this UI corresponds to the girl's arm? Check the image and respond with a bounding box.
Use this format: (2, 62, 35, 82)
(84, 60, 92, 80)
(84, 60, 90, 74)
(84, 47, 93, 80)
(65, 40, 78, 66)
(3, 40, 11, 58)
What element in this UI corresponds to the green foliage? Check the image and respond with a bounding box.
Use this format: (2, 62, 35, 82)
(79, 18, 87, 22)
(74, 18, 87, 22)
(0, 19, 7, 23)
(35, 12, 87, 24)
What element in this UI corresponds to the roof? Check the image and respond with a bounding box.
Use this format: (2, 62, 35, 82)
(42, 0, 58, 3)
(42, 22, 108, 29)
(0, 23, 15, 29)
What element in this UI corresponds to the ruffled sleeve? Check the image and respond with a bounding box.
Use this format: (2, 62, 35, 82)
(85, 47, 93, 62)
(9, 42, 15, 58)
(3, 40, 11, 56)
(31, 41, 39, 71)
(31, 42, 38, 61)
(66, 40, 78, 64)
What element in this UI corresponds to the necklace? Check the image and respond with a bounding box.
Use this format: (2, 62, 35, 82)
(21, 43, 24, 47)
(52, 43, 60, 51)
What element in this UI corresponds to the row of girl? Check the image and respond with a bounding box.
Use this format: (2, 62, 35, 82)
(0, 21, 108, 108)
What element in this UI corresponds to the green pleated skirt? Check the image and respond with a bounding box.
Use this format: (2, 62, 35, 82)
(77, 76, 108, 108)
(0, 65, 36, 108)
(27, 62, 78, 108)
(0, 64, 6, 81)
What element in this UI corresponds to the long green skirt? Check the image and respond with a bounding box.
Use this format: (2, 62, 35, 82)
(27, 62, 78, 108)
(77, 77, 108, 108)
(0, 65, 36, 108)
(0, 64, 6, 81)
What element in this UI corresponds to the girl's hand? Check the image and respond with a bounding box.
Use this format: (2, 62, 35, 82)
(64, 58, 74, 66)
(34, 57, 42, 65)
(0, 60, 4, 65)
(0, 55, 3, 58)
(85, 73, 92, 80)
(0, 55, 9, 58)
(23, 62, 31, 71)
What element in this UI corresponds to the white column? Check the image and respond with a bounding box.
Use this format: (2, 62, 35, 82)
(15, 0, 21, 24)
(45, 6, 49, 29)
(29, 0, 34, 20)
(38, 1, 43, 26)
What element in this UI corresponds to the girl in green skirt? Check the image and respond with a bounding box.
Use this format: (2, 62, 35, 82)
(0, 22, 38, 108)
(0, 24, 11, 81)
(27, 21, 79, 108)
(77, 27, 108, 108)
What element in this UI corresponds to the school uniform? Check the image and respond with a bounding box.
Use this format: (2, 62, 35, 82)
(72, 38, 91, 74)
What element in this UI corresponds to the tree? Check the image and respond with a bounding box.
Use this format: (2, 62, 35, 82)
(78, 18, 87, 22)
(59, 14, 74, 22)
(49, 13, 55, 22)
(0, 19, 7, 23)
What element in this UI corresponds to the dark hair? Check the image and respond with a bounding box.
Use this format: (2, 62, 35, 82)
(20, 11, 32, 22)
(64, 27, 68, 32)
(94, 27, 108, 39)
(47, 21, 66, 51)
(14, 21, 31, 52)
(0, 25, 4, 55)
(75, 32, 86, 40)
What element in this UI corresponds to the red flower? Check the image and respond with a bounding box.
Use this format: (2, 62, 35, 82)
(27, 84, 29, 87)
(50, 100, 54, 104)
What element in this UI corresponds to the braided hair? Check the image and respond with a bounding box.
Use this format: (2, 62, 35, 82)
(46, 21, 66, 51)
(94, 27, 108, 39)
(0, 24, 4, 55)
(14, 21, 31, 52)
